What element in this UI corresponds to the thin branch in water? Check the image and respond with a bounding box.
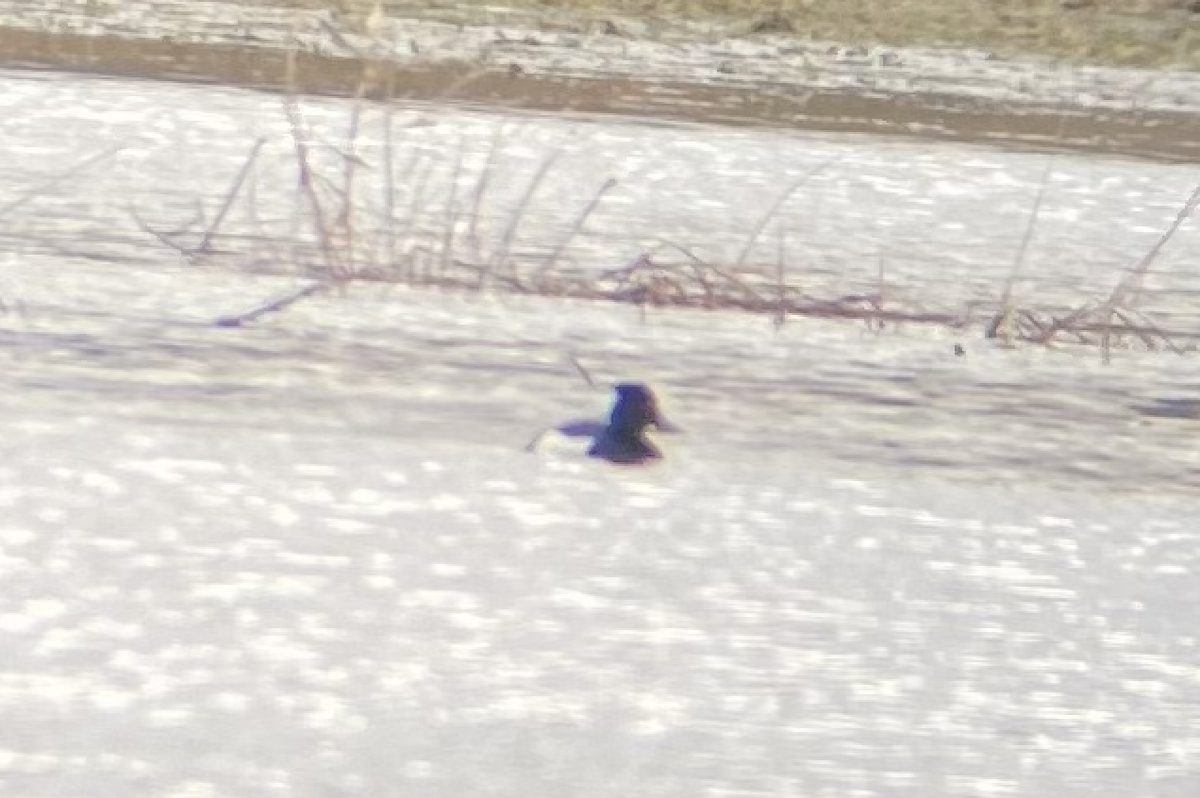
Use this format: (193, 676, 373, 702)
(868, 253, 889, 334)
(0, 143, 127, 219)
(567, 353, 599, 390)
(282, 47, 346, 280)
(1108, 181, 1200, 309)
(1116, 307, 1187, 356)
(213, 282, 325, 327)
(398, 152, 434, 282)
(331, 72, 372, 262)
(540, 177, 618, 280)
(997, 148, 1060, 342)
(194, 137, 269, 256)
(734, 155, 842, 271)
(773, 225, 788, 328)
(482, 143, 568, 291)
(466, 123, 510, 266)
(656, 240, 765, 302)
(438, 134, 469, 282)
(1102, 180, 1200, 362)
(129, 201, 205, 256)
(378, 66, 399, 273)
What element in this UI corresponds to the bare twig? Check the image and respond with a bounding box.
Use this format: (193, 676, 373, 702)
(567, 353, 599, 389)
(194, 137, 269, 256)
(0, 144, 126, 219)
(466, 123, 509, 266)
(993, 103, 1072, 344)
(656, 240, 764, 302)
(1101, 180, 1200, 361)
(1108, 182, 1200, 309)
(539, 177, 618, 279)
(734, 155, 841, 271)
(129, 201, 205, 255)
(482, 144, 568, 291)
(437, 135, 469, 284)
(377, 66, 399, 275)
(214, 282, 325, 327)
(283, 47, 346, 280)
(773, 226, 788, 328)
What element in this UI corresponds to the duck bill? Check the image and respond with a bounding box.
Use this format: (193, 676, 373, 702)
(653, 415, 683, 434)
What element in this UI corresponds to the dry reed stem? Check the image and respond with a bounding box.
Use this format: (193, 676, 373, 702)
(2, 144, 126, 220)
(130, 202, 204, 256)
(282, 51, 336, 269)
(567, 352, 600, 389)
(466, 124, 511, 282)
(656, 241, 765, 303)
(333, 89, 368, 267)
(483, 144, 569, 292)
(772, 226, 788, 327)
(733, 155, 842, 272)
(196, 138, 269, 257)
(377, 67, 399, 275)
(996, 150, 1059, 344)
(214, 282, 325, 327)
(130, 139, 265, 261)
(1106, 182, 1200, 308)
(161, 6, 1199, 348)
(538, 176, 618, 281)
(1115, 308, 1187, 355)
(281, 42, 373, 283)
(431, 134, 469, 284)
(1100, 180, 1200, 361)
(994, 100, 1071, 343)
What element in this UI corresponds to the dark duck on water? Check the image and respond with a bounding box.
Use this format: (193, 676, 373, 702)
(525, 382, 677, 464)
(587, 383, 669, 465)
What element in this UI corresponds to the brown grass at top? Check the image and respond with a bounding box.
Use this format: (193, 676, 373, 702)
(242, 0, 1200, 69)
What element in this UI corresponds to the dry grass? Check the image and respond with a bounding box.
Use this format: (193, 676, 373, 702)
(121, 5, 1199, 353)
(150, 109, 1198, 354)
(246, 0, 1200, 69)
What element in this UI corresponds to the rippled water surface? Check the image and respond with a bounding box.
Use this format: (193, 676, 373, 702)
(1, 67, 1199, 798)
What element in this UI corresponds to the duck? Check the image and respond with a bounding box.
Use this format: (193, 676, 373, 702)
(587, 383, 670, 465)
(525, 382, 677, 465)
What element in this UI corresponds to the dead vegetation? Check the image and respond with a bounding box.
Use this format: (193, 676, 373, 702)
(120, 4, 1199, 351)
(995, 182, 1200, 359)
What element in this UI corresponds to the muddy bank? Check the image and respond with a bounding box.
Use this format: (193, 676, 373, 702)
(4, 25, 1199, 163)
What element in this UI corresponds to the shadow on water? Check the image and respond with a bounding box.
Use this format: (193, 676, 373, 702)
(2, 26, 1199, 163)
(1134, 397, 1200, 419)
(6, 301, 1200, 494)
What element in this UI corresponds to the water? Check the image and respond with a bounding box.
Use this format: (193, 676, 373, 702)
(1, 66, 1199, 798)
